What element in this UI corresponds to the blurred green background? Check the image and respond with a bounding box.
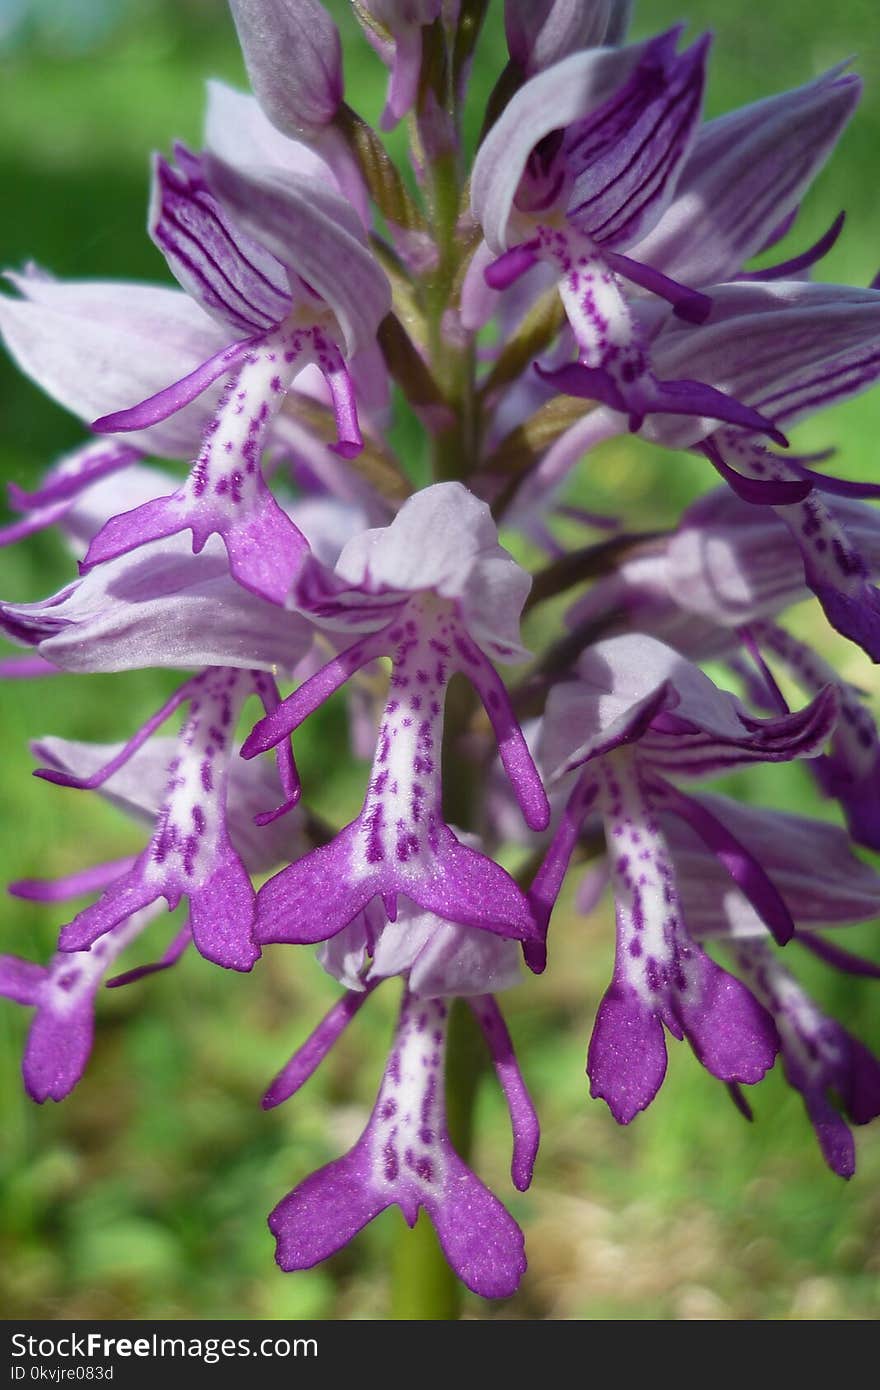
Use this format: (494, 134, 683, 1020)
(1, 0, 879, 1320)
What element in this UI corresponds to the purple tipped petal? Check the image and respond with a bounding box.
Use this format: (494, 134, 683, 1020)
(58, 867, 159, 953)
(602, 249, 711, 322)
(738, 210, 846, 281)
(105, 924, 192, 988)
(9, 857, 136, 903)
(464, 642, 550, 831)
(588, 982, 668, 1123)
(701, 438, 808, 505)
(262, 987, 375, 1110)
(270, 1141, 389, 1270)
(257, 822, 538, 945)
(8, 442, 140, 510)
(428, 1151, 528, 1299)
(0, 655, 62, 678)
(408, 833, 538, 942)
(188, 839, 260, 972)
(256, 823, 383, 945)
(242, 627, 392, 757)
(526, 775, 599, 973)
(82, 479, 307, 607)
(806, 1095, 856, 1178)
(92, 337, 257, 434)
(318, 345, 363, 458)
(23, 992, 96, 1103)
(33, 679, 194, 790)
(782, 460, 880, 499)
(797, 932, 880, 980)
(469, 995, 540, 1191)
(0, 956, 46, 1005)
(669, 951, 778, 1084)
(808, 575, 880, 664)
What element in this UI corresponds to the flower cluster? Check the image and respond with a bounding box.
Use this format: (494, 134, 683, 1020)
(2, 0, 880, 1305)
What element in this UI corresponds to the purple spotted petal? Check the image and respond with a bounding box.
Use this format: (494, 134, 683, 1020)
(428, 1150, 528, 1299)
(8, 906, 162, 1102)
(526, 774, 599, 972)
(737, 210, 846, 282)
(256, 821, 537, 945)
(105, 923, 192, 988)
(9, 858, 136, 903)
(268, 993, 527, 1298)
(536, 360, 785, 442)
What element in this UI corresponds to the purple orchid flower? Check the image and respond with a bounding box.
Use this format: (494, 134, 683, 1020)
(731, 940, 880, 1179)
(265, 989, 535, 1297)
(80, 148, 390, 604)
(560, 490, 880, 851)
(607, 791, 880, 1174)
(529, 633, 838, 1122)
(241, 483, 549, 948)
(0, 903, 165, 1103)
(470, 29, 792, 438)
(34, 667, 300, 972)
(0, 727, 304, 1101)
(522, 280, 880, 658)
(261, 884, 539, 1299)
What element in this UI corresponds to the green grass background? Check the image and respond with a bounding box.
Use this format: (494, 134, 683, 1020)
(1, 0, 879, 1320)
